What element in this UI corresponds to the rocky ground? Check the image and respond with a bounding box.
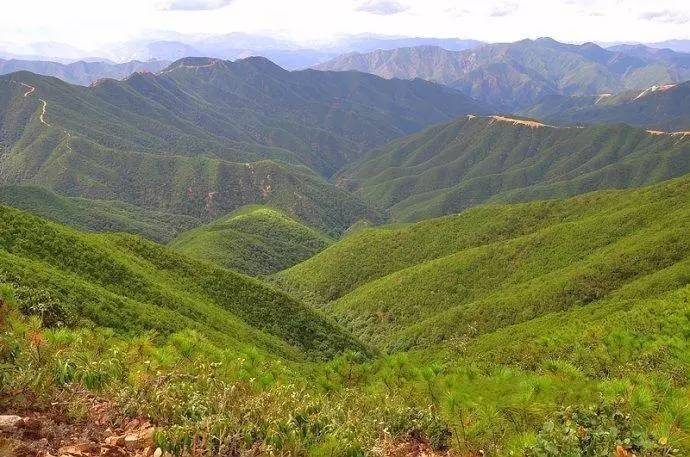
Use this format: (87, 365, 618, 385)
(0, 398, 162, 457)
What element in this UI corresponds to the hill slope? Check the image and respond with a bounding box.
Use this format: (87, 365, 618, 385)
(0, 58, 485, 177)
(0, 204, 367, 360)
(275, 175, 690, 353)
(316, 39, 690, 110)
(523, 80, 690, 131)
(0, 185, 199, 243)
(170, 205, 332, 275)
(336, 114, 690, 221)
(0, 58, 484, 233)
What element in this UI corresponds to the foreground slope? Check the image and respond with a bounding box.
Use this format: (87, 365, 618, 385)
(337, 114, 690, 221)
(276, 175, 690, 353)
(0, 204, 366, 360)
(171, 205, 332, 275)
(2, 180, 689, 455)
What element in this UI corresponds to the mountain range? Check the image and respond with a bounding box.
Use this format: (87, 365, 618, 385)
(0, 57, 485, 234)
(523, 80, 690, 131)
(0, 58, 170, 86)
(316, 38, 690, 110)
(2, 33, 690, 456)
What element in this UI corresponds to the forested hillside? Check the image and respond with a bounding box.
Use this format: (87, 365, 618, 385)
(0, 58, 484, 233)
(524, 80, 690, 131)
(171, 205, 332, 275)
(338, 114, 690, 221)
(0, 204, 366, 360)
(0, 185, 199, 243)
(277, 174, 690, 353)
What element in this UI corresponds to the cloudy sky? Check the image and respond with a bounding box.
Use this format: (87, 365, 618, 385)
(1, 0, 690, 50)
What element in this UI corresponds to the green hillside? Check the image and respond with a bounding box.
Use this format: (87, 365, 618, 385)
(3, 178, 689, 455)
(170, 205, 332, 275)
(337, 114, 690, 221)
(276, 175, 690, 353)
(0, 58, 484, 234)
(523, 81, 690, 131)
(0, 204, 367, 360)
(0, 184, 198, 243)
(0, 58, 484, 178)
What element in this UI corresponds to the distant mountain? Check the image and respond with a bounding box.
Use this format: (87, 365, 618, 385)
(332, 35, 483, 53)
(523, 80, 690, 131)
(0, 58, 170, 85)
(171, 205, 332, 275)
(316, 38, 690, 110)
(646, 40, 690, 53)
(336, 114, 690, 221)
(0, 57, 483, 233)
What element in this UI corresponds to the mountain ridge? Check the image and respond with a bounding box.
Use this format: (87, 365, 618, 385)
(315, 39, 690, 110)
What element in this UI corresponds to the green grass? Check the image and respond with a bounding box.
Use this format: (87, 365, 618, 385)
(0, 204, 367, 361)
(338, 115, 690, 222)
(0, 184, 199, 243)
(170, 205, 332, 276)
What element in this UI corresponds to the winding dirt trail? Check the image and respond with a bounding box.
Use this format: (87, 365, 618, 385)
(38, 98, 51, 126)
(20, 82, 35, 97)
(12, 80, 52, 127)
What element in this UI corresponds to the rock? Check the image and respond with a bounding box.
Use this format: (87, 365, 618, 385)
(153, 448, 163, 457)
(124, 428, 154, 450)
(0, 414, 23, 430)
(100, 445, 128, 457)
(105, 435, 126, 446)
(57, 442, 94, 456)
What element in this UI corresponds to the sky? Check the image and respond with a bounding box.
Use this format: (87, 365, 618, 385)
(1, 0, 690, 52)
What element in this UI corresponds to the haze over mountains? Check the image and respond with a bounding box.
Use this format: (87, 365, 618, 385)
(0, 34, 484, 70)
(0, 58, 170, 86)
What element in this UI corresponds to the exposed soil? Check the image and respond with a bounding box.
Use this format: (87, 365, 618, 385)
(0, 397, 161, 457)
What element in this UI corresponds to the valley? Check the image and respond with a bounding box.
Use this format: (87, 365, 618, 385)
(1, 16, 689, 457)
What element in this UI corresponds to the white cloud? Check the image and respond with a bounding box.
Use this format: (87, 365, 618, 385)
(1, 0, 690, 52)
(489, 2, 518, 17)
(356, 0, 408, 15)
(158, 0, 234, 10)
(639, 9, 690, 24)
